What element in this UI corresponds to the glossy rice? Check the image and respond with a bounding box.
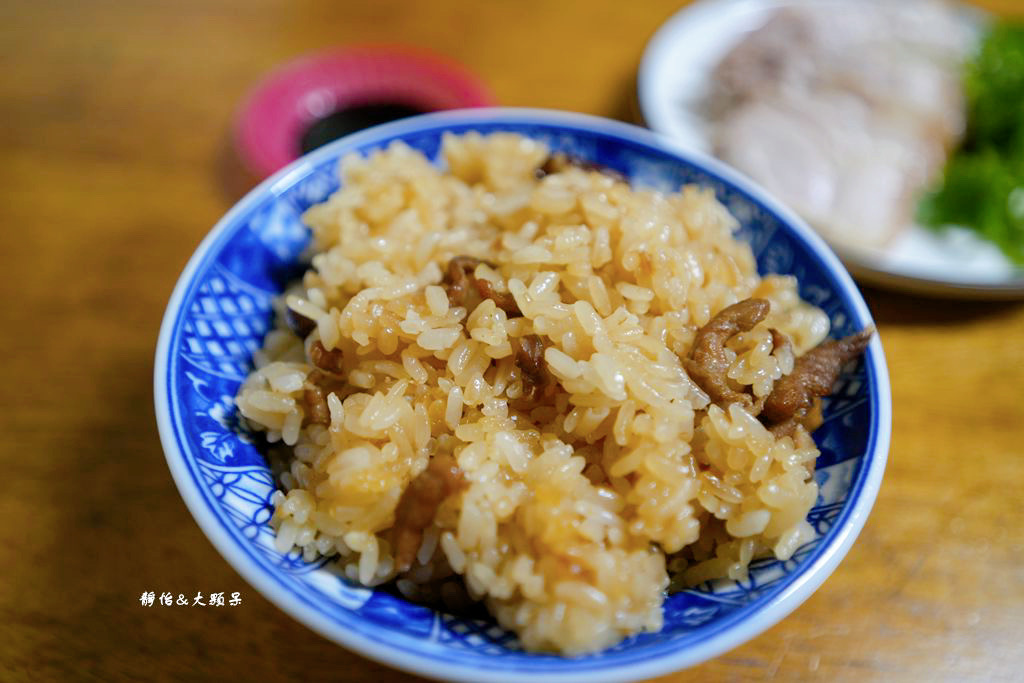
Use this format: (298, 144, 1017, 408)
(236, 132, 832, 654)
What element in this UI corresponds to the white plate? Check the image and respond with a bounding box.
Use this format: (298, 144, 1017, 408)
(638, 0, 1024, 298)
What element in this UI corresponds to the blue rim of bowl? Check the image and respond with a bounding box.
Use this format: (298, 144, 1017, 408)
(155, 107, 892, 683)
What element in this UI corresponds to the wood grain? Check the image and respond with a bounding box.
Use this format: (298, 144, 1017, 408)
(2, 1, 1022, 681)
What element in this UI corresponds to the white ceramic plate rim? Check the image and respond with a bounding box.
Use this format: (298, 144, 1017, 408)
(638, 0, 1024, 298)
(154, 107, 892, 683)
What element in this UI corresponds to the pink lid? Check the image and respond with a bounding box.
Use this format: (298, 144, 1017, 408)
(236, 45, 495, 178)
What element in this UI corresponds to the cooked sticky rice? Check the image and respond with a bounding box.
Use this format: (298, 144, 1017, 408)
(236, 132, 832, 654)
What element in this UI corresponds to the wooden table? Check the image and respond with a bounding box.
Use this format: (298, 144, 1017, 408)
(3, 1, 1022, 680)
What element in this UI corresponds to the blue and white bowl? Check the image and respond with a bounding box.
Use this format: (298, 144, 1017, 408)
(154, 108, 891, 682)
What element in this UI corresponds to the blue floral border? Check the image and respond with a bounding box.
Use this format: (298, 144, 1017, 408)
(160, 112, 884, 676)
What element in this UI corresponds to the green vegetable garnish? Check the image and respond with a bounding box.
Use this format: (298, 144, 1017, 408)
(918, 21, 1024, 265)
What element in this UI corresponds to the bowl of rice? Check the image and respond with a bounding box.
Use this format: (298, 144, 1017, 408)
(155, 108, 891, 682)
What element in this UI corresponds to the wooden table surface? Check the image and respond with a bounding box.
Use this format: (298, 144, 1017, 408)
(3, 1, 1023, 681)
